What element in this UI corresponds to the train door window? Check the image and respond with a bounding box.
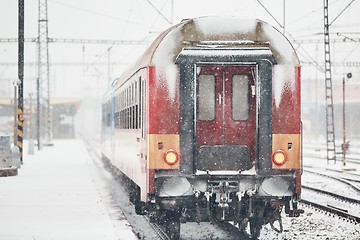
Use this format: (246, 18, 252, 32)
(197, 75, 216, 121)
(232, 75, 249, 121)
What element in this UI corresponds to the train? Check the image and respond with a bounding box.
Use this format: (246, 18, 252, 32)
(101, 16, 303, 239)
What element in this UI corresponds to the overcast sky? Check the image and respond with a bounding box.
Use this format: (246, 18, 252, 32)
(0, 0, 359, 98)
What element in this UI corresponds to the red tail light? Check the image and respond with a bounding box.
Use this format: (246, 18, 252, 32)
(164, 149, 179, 165)
(272, 150, 287, 166)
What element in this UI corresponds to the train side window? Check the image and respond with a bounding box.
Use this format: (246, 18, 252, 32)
(128, 87, 131, 129)
(124, 89, 127, 129)
(120, 92, 123, 129)
(126, 87, 129, 129)
(197, 74, 216, 121)
(106, 101, 111, 128)
(122, 91, 125, 129)
(137, 77, 141, 129)
(232, 75, 249, 121)
(135, 80, 139, 129)
(114, 111, 119, 129)
(135, 105, 138, 129)
(131, 84, 134, 129)
(141, 79, 146, 139)
(102, 104, 105, 129)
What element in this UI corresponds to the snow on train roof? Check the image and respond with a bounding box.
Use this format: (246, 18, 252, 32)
(153, 16, 299, 65)
(116, 16, 300, 85)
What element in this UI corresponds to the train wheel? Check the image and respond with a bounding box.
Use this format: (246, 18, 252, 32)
(249, 218, 262, 239)
(162, 210, 181, 239)
(249, 203, 265, 239)
(135, 200, 146, 215)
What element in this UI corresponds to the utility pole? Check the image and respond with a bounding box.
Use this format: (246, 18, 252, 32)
(18, 0, 25, 164)
(13, 82, 18, 146)
(342, 73, 352, 166)
(28, 93, 35, 154)
(37, 0, 52, 147)
(323, 0, 336, 164)
(323, 0, 356, 164)
(37, 77, 40, 150)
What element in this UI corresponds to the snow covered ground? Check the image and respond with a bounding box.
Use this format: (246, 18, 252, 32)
(0, 139, 138, 240)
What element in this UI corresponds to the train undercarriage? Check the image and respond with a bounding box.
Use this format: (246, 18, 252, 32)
(135, 174, 303, 239)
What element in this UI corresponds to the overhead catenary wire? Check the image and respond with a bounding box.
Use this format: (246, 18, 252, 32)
(329, 0, 358, 26)
(48, 0, 149, 29)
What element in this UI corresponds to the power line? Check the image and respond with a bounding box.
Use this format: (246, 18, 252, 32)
(301, 61, 360, 67)
(295, 37, 360, 44)
(48, 0, 148, 28)
(2, 61, 359, 68)
(329, 0, 358, 26)
(0, 37, 150, 45)
(0, 61, 128, 66)
(145, 0, 172, 25)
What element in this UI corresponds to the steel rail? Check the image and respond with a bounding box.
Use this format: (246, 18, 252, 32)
(300, 199, 360, 223)
(148, 221, 171, 240)
(304, 169, 360, 194)
(302, 185, 360, 204)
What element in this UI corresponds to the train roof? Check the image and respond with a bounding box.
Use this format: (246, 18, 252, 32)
(116, 16, 300, 86)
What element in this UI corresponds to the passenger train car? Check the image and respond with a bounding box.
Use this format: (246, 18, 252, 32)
(101, 16, 303, 239)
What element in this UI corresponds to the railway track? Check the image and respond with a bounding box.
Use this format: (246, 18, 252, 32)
(301, 166, 360, 224)
(148, 221, 171, 240)
(301, 187, 360, 223)
(304, 168, 360, 195)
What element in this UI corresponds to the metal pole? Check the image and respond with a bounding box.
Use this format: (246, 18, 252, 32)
(342, 72, 352, 166)
(38, 0, 52, 146)
(28, 93, 34, 154)
(283, 0, 286, 34)
(37, 77, 41, 150)
(18, 0, 25, 164)
(13, 83, 18, 146)
(342, 77, 346, 166)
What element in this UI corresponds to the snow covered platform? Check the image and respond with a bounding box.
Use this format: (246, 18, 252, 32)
(0, 139, 138, 240)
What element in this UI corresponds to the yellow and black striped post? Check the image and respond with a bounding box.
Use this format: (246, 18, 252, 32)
(18, 0, 25, 164)
(17, 109, 24, 163)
